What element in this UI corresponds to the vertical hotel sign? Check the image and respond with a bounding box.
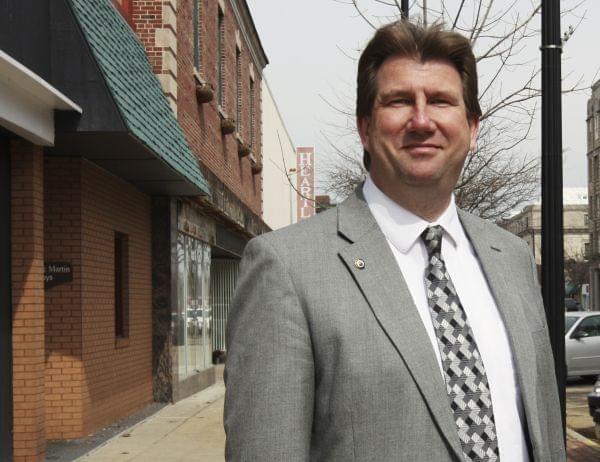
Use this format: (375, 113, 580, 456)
(296, 147, 315, 221)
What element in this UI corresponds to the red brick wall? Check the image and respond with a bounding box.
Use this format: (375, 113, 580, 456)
(129, 0, 264, 216)
(80, 161, 153, 433)
(130, 0, 165, 74)
(176, 0, 263, 215)
(44, 157, 84, 440)
(43, 158, 153, 438)
(11, 140, 46, 461)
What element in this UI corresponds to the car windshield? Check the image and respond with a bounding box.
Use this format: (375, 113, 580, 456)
(565, 316, 579, 333)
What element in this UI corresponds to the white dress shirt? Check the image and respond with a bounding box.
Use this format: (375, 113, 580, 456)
(363, 176, 529, 462)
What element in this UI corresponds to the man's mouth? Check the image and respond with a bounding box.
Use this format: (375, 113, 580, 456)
(403, 143, 441, 151)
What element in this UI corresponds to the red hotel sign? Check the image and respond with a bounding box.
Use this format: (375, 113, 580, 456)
(296, 147, 315, 221)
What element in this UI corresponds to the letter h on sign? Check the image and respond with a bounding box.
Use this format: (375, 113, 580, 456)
(296, 147, 315, 222)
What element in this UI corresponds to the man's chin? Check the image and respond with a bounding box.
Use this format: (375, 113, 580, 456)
(402, 172, 442, 187)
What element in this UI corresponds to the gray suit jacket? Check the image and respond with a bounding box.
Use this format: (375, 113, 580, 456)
(224, 189, 566, 461)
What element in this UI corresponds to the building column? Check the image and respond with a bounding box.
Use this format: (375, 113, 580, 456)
(11, 139, 45, 461)
(151, 197, 177, 402)
(0, 136, 13, 461)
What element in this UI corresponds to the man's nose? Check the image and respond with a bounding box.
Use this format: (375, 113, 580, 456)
(407, 103, 435, 132)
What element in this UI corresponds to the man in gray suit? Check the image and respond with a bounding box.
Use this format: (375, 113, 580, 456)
(224, 21, 565, 461)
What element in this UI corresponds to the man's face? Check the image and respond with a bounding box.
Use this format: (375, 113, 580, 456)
(358, 56, 479, 196)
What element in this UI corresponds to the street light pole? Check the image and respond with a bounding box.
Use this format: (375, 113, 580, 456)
(401, 0, 409, 20)
(541, 0, 566, 434)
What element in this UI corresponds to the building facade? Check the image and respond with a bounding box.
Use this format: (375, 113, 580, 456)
(1, 0, 269, 460)
(501, 201, 589, 266)
(261, 79, 297, 230)
(500, 189, 589, 307)
(123, 0, 269, 403)
(588, 80, 600, 309)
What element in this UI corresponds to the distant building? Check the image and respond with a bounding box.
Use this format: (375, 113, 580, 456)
(316, 195, 333, 214)
(587, 80, 600, 309)
(500, 189, 589, 266)
(261, 80, 297, 229)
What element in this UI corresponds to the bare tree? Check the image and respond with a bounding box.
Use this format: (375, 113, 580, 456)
(322, 0, 585, 220)
(565, 257, 590, 291)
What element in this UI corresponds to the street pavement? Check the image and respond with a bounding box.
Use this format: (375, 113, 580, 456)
(566, 378, 600, 461)
(77, 369, 600, 461)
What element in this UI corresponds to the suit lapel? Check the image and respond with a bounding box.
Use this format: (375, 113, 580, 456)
(337, 191, 464, 461)
(458, 210, 544, 461)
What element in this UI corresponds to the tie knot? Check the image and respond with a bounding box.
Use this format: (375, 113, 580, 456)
(420, 225, 444, 257)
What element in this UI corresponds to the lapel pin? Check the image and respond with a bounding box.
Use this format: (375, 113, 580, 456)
(354, 258, 365, 269)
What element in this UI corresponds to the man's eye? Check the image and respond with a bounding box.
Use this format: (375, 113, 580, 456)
(430, 99, 451, 106)
(389, 98, 411, 105)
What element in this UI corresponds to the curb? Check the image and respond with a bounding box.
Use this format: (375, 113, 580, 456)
(567, 426, 600, 450)
(74, 408, 160, 461)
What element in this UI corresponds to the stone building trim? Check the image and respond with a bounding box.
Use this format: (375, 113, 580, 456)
(229, 0, 268, 71)
(155, 1, 179, 114)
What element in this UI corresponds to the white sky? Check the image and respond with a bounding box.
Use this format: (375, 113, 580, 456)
(247, 0, 600, 193)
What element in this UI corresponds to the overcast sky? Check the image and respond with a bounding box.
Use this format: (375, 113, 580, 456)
(247, 0, 600, 193)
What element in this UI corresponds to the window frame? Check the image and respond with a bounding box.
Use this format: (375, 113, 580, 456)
(577, 315, 600, 337)
(217, 6, 225, 109)
(114, 231, 129, 341)
(249, 76, 255, 147)
(236, 46, 242, 133)
(193, 0, 203, 72)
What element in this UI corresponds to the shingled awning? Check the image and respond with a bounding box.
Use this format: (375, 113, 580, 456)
(48, 0, 210, 197)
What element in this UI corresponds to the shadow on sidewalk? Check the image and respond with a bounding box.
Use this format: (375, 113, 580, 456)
(567, 432, 600, 461)
(46, 402, 166, 462)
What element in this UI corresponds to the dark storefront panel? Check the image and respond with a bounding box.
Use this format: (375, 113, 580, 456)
(0, 135, 13, 461)
(210, 259, 239, 354)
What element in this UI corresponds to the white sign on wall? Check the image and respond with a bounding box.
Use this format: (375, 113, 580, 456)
(296, 147, 315, 221)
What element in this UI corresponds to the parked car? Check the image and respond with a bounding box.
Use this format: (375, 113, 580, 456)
(565, 298, 581, 312)
(566, 312, 600, 378)
(587, 376, 600, 439)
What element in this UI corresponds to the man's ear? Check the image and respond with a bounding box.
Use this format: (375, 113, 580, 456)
(468, 116, 480, 152)
(357, 116, 371, 151)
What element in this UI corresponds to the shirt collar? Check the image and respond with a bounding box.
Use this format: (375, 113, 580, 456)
(362, 175, 463, 254)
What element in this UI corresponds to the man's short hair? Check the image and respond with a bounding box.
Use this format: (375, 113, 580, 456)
(357, 20, 481, 170)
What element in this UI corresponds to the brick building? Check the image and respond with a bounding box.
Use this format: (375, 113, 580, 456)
(0, 0, 268, 460)
(587, 79, 600, 309)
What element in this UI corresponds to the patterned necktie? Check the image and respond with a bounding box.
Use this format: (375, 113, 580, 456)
(421, 225, 499, 462)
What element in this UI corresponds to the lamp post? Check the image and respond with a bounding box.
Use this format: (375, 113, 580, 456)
(541, 0, 566, 433)
(401, 0, 409, 19)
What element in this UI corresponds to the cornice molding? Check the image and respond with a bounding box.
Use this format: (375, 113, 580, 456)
(229, 0, 268, 72)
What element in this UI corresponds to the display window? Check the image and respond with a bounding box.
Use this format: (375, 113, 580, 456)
(176, 233, 212, 379)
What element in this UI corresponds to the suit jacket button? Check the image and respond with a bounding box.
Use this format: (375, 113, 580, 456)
(354, 258, 365, 269)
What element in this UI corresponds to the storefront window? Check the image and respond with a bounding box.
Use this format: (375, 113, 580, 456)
(186, 238, 198, 374)
(177, 234, 186, 379)
(176, 233, 212, 379)
(202, 245, 212, 367)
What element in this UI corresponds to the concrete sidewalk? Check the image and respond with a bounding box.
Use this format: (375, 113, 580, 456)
(78, 378, 600, 461)
(78, 382, 226, 462)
